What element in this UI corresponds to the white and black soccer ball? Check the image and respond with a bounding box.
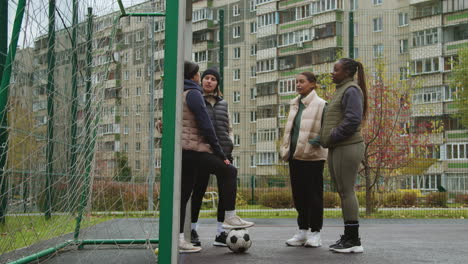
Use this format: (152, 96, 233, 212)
(226, 229, 252, 253)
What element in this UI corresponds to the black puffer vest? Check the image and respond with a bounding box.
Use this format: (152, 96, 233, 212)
(205, 95, 233, 155)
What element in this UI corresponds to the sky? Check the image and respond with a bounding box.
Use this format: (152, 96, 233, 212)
(7, 0, 148, 48)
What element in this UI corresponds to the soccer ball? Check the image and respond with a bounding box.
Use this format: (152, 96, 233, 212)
(226, 229, 252, 253)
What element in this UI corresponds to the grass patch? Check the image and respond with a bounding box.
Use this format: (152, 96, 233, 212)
(0, 215, 111, 254)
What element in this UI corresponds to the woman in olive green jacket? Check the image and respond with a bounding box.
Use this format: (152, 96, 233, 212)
(320, 58, 368, 254)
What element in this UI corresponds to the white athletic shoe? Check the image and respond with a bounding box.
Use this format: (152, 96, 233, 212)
(304, 231, 322, 248)
(222, 215, 255, 229)
(285, 230, 307, 247)
(179, 238, 202, 253)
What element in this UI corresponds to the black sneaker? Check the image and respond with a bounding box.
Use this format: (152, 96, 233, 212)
(329, 235, 346, 250)
(191, 229, 201, 247)
(213, 231, 228, 247)
(331, 237, 364, 253)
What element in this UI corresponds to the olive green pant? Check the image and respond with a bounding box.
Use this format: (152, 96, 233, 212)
(328, 142, 364, 222)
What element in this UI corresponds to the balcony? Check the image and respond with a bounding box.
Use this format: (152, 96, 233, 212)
(257, 47, 277, 60)
(257, 24, 277, 38)
(257, 93, 277, 107)
(411, 102, 443, 117)
(256, 141, 277, 152)
(257, 117, 277, 130)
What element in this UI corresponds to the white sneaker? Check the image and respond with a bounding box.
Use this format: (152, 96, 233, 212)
(179, 238, 202, 253)
(285, 230, 307, 247)
(304, 231, 322, 248)
(222, 215, 255, 229)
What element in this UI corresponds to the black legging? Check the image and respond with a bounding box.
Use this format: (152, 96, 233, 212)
(289, 159, 325, 231)
(180, 150, 201, 233)
(191, 152, 237, 223)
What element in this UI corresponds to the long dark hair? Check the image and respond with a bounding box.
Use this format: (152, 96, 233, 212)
(339, 58, 368, 120)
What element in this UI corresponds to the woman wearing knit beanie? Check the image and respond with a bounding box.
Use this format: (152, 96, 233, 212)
(190, 67, 248, 247)
(180, 63, 253, 252)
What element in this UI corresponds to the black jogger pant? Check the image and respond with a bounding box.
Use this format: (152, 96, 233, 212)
(289, 159, 325, 231)
(191, 152, 237, 223)
(180, 150, 201, 233)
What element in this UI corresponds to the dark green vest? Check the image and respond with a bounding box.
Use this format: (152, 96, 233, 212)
(320, 78, 363, 148)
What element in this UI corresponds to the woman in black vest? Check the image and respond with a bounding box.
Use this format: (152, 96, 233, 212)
(320, 58, 368, 253)
(190, 68, 250, 247)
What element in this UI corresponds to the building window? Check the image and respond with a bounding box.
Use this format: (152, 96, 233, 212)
(257, 129, 277, 142)
(154, 20, 165, 32)
(123, 70, 129, 80)
(373, 44, 384, 58)
(250, 133, 257, 145)
(136, 31, 144, 42)
(399, 39, 408, 54)
(353, 47, 359, 58)
(250, 22, 257, 34)
(373, 0, 383, 5)
(373, 17, 383, 32)
(250, 111, 257, 122)
(278, 104, 288, 118)
(124, 125, 129, 134)
(257, 12, 275, 28)
(136, 105, 141, 115)
(295, 4, 311, 20)
(250, 66, 257, 78)
(136, 122, 141, 133)
(399, 67, 409, 80)
(233, 91, 241, 102)
(442, 0, 468, 13)
(234, 47, 241, 59)
(124, 107, 129, 116)
(412, 86, 443, 104)
(257, 152, 277, 165)
(250, 155, 257, 168)
(233, 25, 241, 38)
(135, 160, 141, 170)
(250, 44, 257, 56)
(446, 143, 468, 160)
(233, 69, 240, 80)
(233, 4, 240, 16)
(445, 173, 468, 192)
(123, 142, 128, 152)
(233, 112, 240, 124)
(412, 28, 439, 47)
(310, 0, 341, 14)
(193, 50, 208, 63)
(233, 156, 240, 168)
(136, 142, 141, 152)
(193, 8, 213, 22)
(444, 55, 458, 72)
(412, 57, 440, 75)
(155, 159, 161, 168)
(234, 134, 240, 146)
(256, 59, 276, 73)
(250, 0, 256, 12)
(351, 0, 358, 10)
(136, 69, 142, 78)
(250, 87, 257, 100)
(398, 13, 408, 26)
(279, 78, 296, 94)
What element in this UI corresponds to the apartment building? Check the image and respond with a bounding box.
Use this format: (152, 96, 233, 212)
(22, 0, 467, 192)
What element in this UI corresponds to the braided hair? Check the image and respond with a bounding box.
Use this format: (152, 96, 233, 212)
(338, 58, 368, 120)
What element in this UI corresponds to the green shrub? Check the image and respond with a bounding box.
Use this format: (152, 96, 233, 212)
(382, 193, 401, 207)
(401, 192, 417, 207)
(258, 189, 294, 208)
(425, 192, 448, 207)
(454, 194, 468, 205)
(91, 181, 157, 211)
(323, 192, 340, 208)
